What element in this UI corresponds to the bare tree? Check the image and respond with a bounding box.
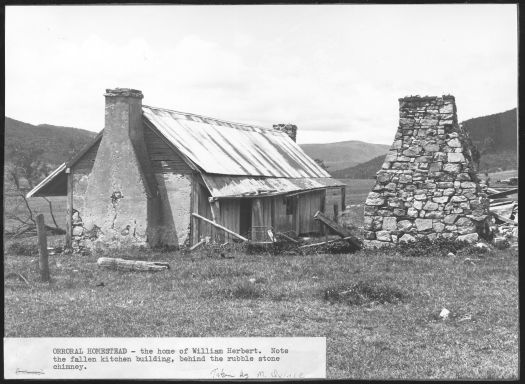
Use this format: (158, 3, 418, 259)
(5, 145, 63, 237)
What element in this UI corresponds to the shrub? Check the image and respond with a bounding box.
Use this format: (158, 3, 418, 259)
(316, 240, 359, 254)
(222, 280, 263, 299)
(397, 237, 471, 257)
(323, 280, 405, 305)
(6, 242, 39, 256)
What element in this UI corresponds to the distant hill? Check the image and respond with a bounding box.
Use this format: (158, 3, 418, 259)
(5, 107, 516, 178)
(4, 117, 97, 166)
(462, 108, 517, 173)
(332, 108, 518, 179)
(300, 141, 390, 171)
(331, 154, 386, 179)
(462, 108, 517, 152)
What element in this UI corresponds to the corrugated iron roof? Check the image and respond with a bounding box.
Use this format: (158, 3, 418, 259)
(142, 105, 331, 178)
(202, 174, 345, 198)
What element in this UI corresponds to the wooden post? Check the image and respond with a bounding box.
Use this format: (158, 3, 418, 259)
(209, 200, 222, 242)
(252, 198, 264, 241)
(65, 169, 73, 248)
(36, 214, 50, 282)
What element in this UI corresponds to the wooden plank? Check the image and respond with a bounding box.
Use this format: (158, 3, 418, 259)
(492, 212, 518, 225)
(489, 197, 518, 204)
(487, 188, 518, 199)
(189, 239, 206, 251)
(271, 198, 276, 230)
(65, 171, 73, 249)
(275, 232, 299, 244)
(314, 210, 352, 237)
(313, 210, 362, 249)
(320, 190, 326, 235)
(298, 236, 359, 249)
(192, 213, 248, 242)
(36, 214, 50, 282)
(294, 196, 300, 235)
(252, 198, 265, 241)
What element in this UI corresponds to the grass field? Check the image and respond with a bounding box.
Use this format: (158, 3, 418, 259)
(3, 241, 519, 379)
(3, 176, 519, 379)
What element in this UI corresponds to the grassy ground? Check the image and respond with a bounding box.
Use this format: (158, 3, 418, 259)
(4, 237, 519, 379)
(3, 176, 519, 379)
(339, 178, 376, 206)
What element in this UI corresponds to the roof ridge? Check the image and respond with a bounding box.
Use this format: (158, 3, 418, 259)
(142, 104, 277, 133)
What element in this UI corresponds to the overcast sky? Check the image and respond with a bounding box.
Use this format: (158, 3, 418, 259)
(5, 4, 517, 145)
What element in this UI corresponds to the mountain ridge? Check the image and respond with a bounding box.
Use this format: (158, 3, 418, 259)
(4, 107, 517, 178)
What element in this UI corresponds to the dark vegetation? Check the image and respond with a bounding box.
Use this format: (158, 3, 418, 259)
(462, 108, 517, 153)
(5, 117, 96, 166)
(332, 154, 385, 179)
(323, 280, 406, 306)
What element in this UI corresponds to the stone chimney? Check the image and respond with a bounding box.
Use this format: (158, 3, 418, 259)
(81, 88, 160, 249)
(273, 124, 298, 142)
(363, 95, 490, 248)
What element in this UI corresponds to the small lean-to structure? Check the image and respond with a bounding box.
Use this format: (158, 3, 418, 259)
(27, 88, 345, 251)
(363, 95, 490, 247)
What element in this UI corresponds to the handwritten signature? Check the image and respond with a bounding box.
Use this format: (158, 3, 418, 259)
(16, 368, 44, 375)
(210, 368, 303, 379)
(210, 368, 249, 379)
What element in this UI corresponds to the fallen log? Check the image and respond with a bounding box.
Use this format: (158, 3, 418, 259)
(97, 257, 170, 272)
(191, 213, 248, 242)
(313, 211, 362, 250)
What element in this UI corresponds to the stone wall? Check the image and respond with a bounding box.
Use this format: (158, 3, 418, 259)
(363, 95, 490, 247)
(79, 88, 162, 251)
(155, 173, 193, 247)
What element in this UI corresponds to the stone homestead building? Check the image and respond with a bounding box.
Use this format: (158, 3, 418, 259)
(363, 95, 490, 247)
(28, 88, 345, 250)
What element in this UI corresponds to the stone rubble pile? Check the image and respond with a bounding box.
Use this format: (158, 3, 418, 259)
(363, 96, 490, 248)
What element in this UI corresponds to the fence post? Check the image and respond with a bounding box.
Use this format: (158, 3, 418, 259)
(36, 214, 50, 282)
(65, 170, 73, 249)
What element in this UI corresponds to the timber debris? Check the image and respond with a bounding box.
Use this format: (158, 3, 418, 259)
(97, 257, 170, 271)
(314, 211, 362, 250)
(487, 186, 518, 248)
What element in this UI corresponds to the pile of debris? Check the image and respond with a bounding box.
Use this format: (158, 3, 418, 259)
(488, 186, 518, 248)
(189, 210, 363, 255)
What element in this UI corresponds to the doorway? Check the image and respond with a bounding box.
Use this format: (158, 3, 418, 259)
(239, 199, 252, 238)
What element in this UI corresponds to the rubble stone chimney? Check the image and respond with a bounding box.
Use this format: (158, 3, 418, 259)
(363, 95, 490, 247)
(273, 124, 298, 142)
(81, 88, 161, 249)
